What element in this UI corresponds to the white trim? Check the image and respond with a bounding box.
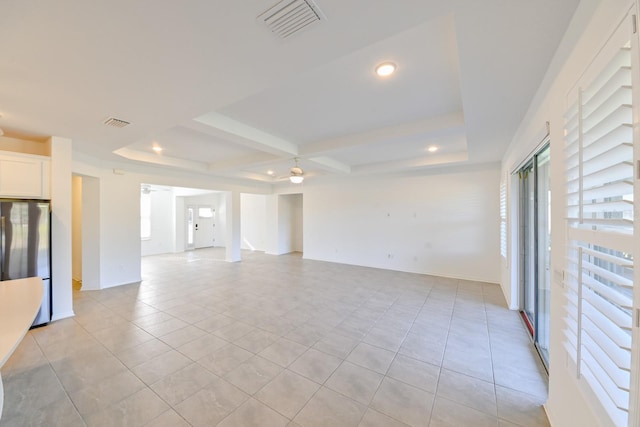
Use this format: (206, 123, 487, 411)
(51, 311, 75, 322)
(628, 2, 640, 425)
(567, 227, 635, 254)
(509, 123, 550, 174)
(508, 172, 520, 310)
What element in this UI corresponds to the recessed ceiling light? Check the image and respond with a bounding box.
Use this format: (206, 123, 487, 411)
(427, 146, 438, 153)
(152, 145, 163, 153)
(267, 170, 274, 176)
(375, 62, 396, 77)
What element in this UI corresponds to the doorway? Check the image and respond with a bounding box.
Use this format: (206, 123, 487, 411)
(518, 142, 551, 368)
(71, 174, 100, 291)
(279, 194, 303, 254)
(186, 205, 216, 250)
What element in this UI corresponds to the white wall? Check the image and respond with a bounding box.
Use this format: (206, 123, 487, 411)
(291, 194, 303, 252)
(266, 194, 278, 255)
(175, 196, 185, 253)
(214, 193, 227, 248)
(241, 193, 267, 251)
(278, 193, 302, 253)
(81, 176, 100, 290)
(265, 193, 303, 255)
(71, 176, 82, 282)
(100, 172, 142, 288)
(225, 191, 241, 262)
(141, 189, 174, 256)
(302, 166, 500, 283)
(278, 195, 295, 254)
(71, 159, 166, 288)
(501, 0, 628, 425)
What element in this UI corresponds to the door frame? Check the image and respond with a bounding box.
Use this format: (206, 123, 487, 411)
(517, 141, 551, 370)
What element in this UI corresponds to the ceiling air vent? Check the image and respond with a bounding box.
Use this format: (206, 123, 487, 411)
(103, 117, 131, 128)
(258, 0, 323, 39)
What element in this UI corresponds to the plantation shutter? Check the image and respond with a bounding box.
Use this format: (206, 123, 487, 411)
(563, 12, 637, 427)
(500, 177, 507, 260)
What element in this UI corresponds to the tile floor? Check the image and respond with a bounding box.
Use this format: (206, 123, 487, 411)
(0, 249, 549, 427)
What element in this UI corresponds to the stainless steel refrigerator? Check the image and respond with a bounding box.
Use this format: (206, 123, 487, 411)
(0, 200, 51, 327)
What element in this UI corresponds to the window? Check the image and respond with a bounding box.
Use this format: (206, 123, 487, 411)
(140, 192, 151, 240)
(500, 177, 507, 259)
(563, 13, 636, 426)
(198, 207, 213, 218)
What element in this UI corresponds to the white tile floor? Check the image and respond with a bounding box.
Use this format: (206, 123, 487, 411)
(0, 249, 549, 426)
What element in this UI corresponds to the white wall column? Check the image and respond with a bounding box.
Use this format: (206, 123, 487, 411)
(225, 191, 241, 262)
(81, 176, 100, 290)
(265, 194, 279, 255)
(240, 193, 267, 251)
(49, 136, 74, 320)
(71, 176, 82, 283)
(175, 196, 185, 252)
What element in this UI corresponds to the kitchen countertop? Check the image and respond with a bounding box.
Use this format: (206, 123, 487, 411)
(0, 277, 44, 420)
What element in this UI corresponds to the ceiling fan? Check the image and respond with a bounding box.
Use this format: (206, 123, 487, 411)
(141, 184, 172, 194)
(270, 158, 305, 183)
(289, 158, 304, 184)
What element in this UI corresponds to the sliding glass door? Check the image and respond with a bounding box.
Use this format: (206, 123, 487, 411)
(519, 143, 551, 368)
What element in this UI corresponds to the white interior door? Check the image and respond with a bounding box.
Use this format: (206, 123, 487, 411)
(194, 206, 215, 249)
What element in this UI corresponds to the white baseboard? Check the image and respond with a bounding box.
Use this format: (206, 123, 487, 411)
(51, 311, 75, 322)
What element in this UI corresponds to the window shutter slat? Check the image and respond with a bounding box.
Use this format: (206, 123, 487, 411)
(583, 302, 633, 350)
(583, 288, 632, 331)
(583, 142, 633, 172)
(581, 199, 633, 216)
(583, 66, 631, 114)
(582, 364, 629, 427)
(582, 47, 631, 105)
(581, 246, 633, 267)
(581, 260, 633, 290)
(582, 276, 632, 310)
(583, 333, 631, 390)
(582, 350, 629, 408)
(583, 85, 631, 127)
(583, 105, 632, 146)
(581, 180, 633, 202)
(583, 125, 632, 160)
(581, 308, 632, 368)
(582, 154, 632, 181)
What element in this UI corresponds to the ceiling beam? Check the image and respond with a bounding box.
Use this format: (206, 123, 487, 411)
(208, 152, 280, 172)
(352, 151, 468, 175)
(114, 147, 277, 183)
(307, 156, 351, 174)
(189, 112, 299, 157)
(219, 170, 275, 182)
(113, 148, 209, 171)
(300, 111, 464, 156)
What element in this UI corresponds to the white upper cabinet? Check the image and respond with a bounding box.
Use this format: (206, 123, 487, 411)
(0, 151, 50, 199)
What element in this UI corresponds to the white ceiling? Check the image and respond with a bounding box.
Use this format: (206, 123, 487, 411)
(0, 0, 580, 185)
